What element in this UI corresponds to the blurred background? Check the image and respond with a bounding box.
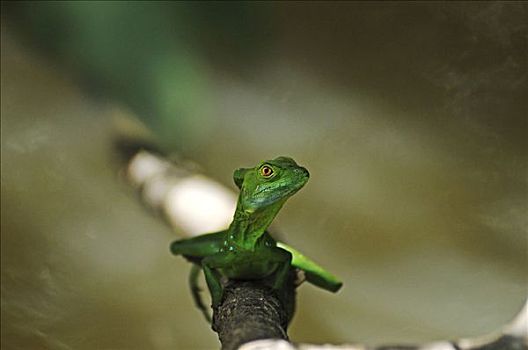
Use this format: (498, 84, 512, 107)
(1, 2, 527, 349)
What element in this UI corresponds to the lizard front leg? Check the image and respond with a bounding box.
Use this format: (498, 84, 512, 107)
(170, 231, 226, 319)
(170, 230, 226, 258)
(270, 248, 293, 291)
(266, 247, 293, 310)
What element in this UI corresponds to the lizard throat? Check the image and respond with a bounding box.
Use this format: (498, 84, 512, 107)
(227, 200, 285, 250)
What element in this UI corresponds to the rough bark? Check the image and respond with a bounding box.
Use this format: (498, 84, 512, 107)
(212, 277, 296, 350)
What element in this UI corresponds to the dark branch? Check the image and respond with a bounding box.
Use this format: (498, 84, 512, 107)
(212, 275, 296, 350)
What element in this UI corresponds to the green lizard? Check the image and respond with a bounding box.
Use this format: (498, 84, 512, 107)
(170, 156, 342, 321)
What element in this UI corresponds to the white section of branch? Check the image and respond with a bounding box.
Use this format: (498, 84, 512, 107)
(239, 339, 367, 350)
(128, 151, 173, 188)
(164, 175, 236, 235)
(505, 299, 527, 338)
(127, 150, 236, 236)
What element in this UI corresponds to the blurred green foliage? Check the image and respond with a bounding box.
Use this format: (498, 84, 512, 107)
(4, 1, 274, 149)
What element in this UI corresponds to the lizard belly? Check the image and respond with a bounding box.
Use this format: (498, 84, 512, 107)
(221, 254, 278, 280)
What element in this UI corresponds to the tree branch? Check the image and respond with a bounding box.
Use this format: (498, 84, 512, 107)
(212, 274, 297, 350)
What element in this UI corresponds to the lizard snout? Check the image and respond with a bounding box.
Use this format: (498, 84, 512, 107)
(296, 167, 310, 179)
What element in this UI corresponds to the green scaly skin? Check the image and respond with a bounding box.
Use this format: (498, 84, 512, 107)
(171, 156, 342, 322)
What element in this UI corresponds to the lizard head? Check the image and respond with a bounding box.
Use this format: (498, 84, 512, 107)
(233, 156, 309, 212)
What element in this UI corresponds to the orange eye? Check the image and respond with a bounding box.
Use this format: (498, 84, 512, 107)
(260, 165, 274, 178)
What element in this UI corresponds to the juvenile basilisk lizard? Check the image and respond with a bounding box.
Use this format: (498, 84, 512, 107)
(171, 156, 342, 322)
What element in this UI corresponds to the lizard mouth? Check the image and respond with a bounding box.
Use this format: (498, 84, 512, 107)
(245, 165, 309, 209)
(252, 179, 308, 207)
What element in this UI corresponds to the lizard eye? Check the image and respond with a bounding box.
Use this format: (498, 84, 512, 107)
(259, 165, 274, 178)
